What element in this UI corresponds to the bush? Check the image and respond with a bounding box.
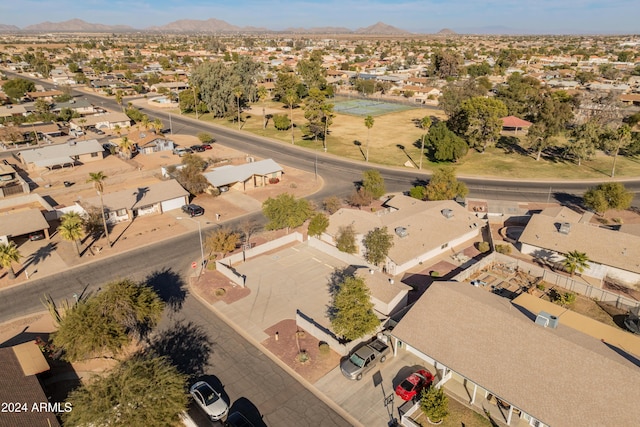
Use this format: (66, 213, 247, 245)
(430, 271, 440, 278)
(495, 244, 512, 254)
(273, 114, 291, 130)
(420, 386, 449, 423)
(536, 283, 545, 291)
(551, 290, 576, 307)
(409, 185, 426, 200)
(296, 351, 310, 363)
(323, 196, 342, 214)
(318, 342, 330, 355)
(477, 241, 490, 253)
(268, 177, 280, 184)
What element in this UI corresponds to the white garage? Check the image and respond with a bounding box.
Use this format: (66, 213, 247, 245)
(161, 197, 185, 213)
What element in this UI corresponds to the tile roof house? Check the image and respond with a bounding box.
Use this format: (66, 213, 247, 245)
(518, 207, 640, 286)
(203, 159, 283, 192)
(323, 195, 483, 275)
(82, 179, 189, 225)
(390, 281, 640, 427)
(70, 112, 131, 130)
(18, 139, 104, 170)
(0, 344, 61, 427)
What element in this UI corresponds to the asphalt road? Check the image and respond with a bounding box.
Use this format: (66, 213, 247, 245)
(0, 211, 351, 427)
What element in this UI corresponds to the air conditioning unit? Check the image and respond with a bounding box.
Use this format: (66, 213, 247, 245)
(441, 209, 454, 219)
(394, 226, 408, 238)
(548, 315, 559, 329)
(559, 222, 571, 235)
(535, 311, 557, 328)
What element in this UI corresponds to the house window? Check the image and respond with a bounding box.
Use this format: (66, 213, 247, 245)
(441, 243, 448, 249)
(91, 152, 99, 157)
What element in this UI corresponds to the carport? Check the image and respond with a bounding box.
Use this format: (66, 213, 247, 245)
(0, 209, 50, 244)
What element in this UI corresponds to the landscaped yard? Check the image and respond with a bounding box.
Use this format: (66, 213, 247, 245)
(411, 396, 494, 427)
(166, 102, 640, 179)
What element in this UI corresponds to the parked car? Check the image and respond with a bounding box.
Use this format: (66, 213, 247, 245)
(219, 186, 229, 193)
(189, 381, 229, 422)
(173, 147, 189, 157)
(225, 411, 254, 427)
(190, 144, 206, 152)
(28, 231, 45, 241)
(395, 369, 434, 401)
(182, 204, 204, 217)
(340, 337, 390, 380)
(470, 280, 487, 287)
(202, 143, 213, 150)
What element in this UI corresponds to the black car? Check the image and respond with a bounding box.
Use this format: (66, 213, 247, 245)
(182, 204, 205, 217)
(225, 412, 254, 427)
(190, 144, 206, 152)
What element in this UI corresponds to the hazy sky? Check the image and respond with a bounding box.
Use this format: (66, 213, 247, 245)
(2, 0, 639, 33)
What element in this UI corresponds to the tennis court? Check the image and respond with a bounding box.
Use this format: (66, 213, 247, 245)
(333, 98, 414, 117)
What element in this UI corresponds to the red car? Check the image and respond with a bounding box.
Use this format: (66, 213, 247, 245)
(395, 369, 434, 401)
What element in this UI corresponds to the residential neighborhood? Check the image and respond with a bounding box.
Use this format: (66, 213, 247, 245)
(0, 10, 639, 427)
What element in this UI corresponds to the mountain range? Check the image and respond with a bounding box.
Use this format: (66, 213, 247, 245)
(1, 18, 416, 35)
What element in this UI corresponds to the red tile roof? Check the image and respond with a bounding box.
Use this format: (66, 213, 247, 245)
(501, 115, 532, 128)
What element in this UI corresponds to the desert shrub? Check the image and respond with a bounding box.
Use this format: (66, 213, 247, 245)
(268, 177, 280, 184)
(273, 114, 291, 130)
(495, 244, 512, 254)
(477, 241, 490, 253)
(318, 342, 330, 355)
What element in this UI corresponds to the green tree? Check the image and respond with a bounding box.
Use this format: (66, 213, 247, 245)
(197, 132, 214, 144)
(63, 355, 187, 427)
(426, 121, 468, 162)
(420, 386, 449, 423)
(495, 74, 542, 117)
(335, 225, 357, 253)
(87, 172, 111, 247)
(272, 113, 291, 131)
(204, 228, 240, 260)
(418, 116, 432, 170)
(563, 250, 590, 277)
(439, 79, 489, 118)
(297, 50, 327, 90)
(362, 169, 386, 199)
(2, 78, 35, 101)
(308, 213, 329, 238)
(364, 115, 374, 162)
(455, 97, 508, 152)
(604, 125, 632, 178)
(52, 279, 164, 362)
(409, 185, 427, 200)
(0, 241, 21, 279)
(330, 275, 379, 341)
(257, 85, 268, 129)
(262, 193, 312, 232)
(527, 122, 553, 162)
(273, 70, 301, 101)
(583, 182, 633, 216)
(304, 87, 327, 142)
(233, 86, 243, 129)
(58, 212, 86, 257)
(425, 167, 469, 201)
(430, 50, 461, 78)
(363, 227, 394, 267)
(568, 120, 599, 166)
(322, 196, 342, 214)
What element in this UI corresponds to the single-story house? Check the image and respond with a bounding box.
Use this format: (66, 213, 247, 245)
(18, 122, 64, 140)
(0, 163, 30, 198)
(70, 112, 131, 131)
(18, 139, 104, 170)
(82, 179, 189, 225)
(25, 90, 64, 101)
(0, 209, 50, 244)
(323, 195, 483, 275)
(0, 104, 28, 119)
(149, 82, 189, 93)
(203, 159, 283, 192)
(391, 281, 640, 427)
(125, 129, 174, 154)
(518, 207, 640, 286)
(0, 344, 60, 427)
(501, 115, 532, 133)
(619, 93, 640, 106)
(354, 266, 410, 317)
(51, 99, 97, 116)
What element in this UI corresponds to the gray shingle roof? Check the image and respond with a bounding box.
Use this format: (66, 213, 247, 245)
(391, 281, 640, 427)
(19, 140, 103, 167)
(83, 179, 188, 212)
(203, 159, 283, 188)
(0, 209, 49, 237)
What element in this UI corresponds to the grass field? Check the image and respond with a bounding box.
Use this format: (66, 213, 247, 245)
(173, 101, 640, 180)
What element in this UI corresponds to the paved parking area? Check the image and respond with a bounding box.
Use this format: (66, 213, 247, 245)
(315, 349, 427, 427)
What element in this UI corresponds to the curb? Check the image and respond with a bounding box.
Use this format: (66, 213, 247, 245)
(187, 281, 364, 427)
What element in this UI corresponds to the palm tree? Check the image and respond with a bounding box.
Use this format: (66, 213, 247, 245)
(563, 250, 589, 277)
(610, 125, 631, 178)
(419, 116, 432, 170)
(153, 118, 163, 134)
(364, 115, 374, 162)
(58, 214, 86, 257)
(87, 172, 111, 247)
(140, 115, 150, 131)
(284, 89, 298, 145)
(234, 86, 243, 130)
(0, 241, 21, 279)
(119, 136, 133, 159)
(321, 103, 335, 152)
(257, 85, 268, 129)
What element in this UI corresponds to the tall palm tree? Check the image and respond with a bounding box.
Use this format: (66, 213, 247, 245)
(140, 115, 150, 131)
(364, 115, 375, 162)
(58, 215, 85, 257)
(563, 250, 589, 277)
(419, 116, 432, 170)
(153, 118, 163, 134)
(284, 89, 298, 145)
(87, 172, 111, 247)
(0, 241, 21, 279)
(234, 86, 243, 130)
(257, 86, 268, 130)
(119, 136, 133, 159)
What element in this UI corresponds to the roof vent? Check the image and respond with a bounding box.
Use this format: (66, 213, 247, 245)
(394, 226, 408, 238)
(441, 209, 454, 219)
(535, 311, 559, 328)
(559, 222, 571, 235)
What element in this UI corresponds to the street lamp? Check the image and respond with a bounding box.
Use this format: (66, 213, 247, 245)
(177, 216, 205, 278)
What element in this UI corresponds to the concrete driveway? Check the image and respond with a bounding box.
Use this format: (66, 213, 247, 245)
(314, 350, 427, 427)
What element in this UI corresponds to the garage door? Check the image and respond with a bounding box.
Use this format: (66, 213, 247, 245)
(161, 197, 185, 213)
